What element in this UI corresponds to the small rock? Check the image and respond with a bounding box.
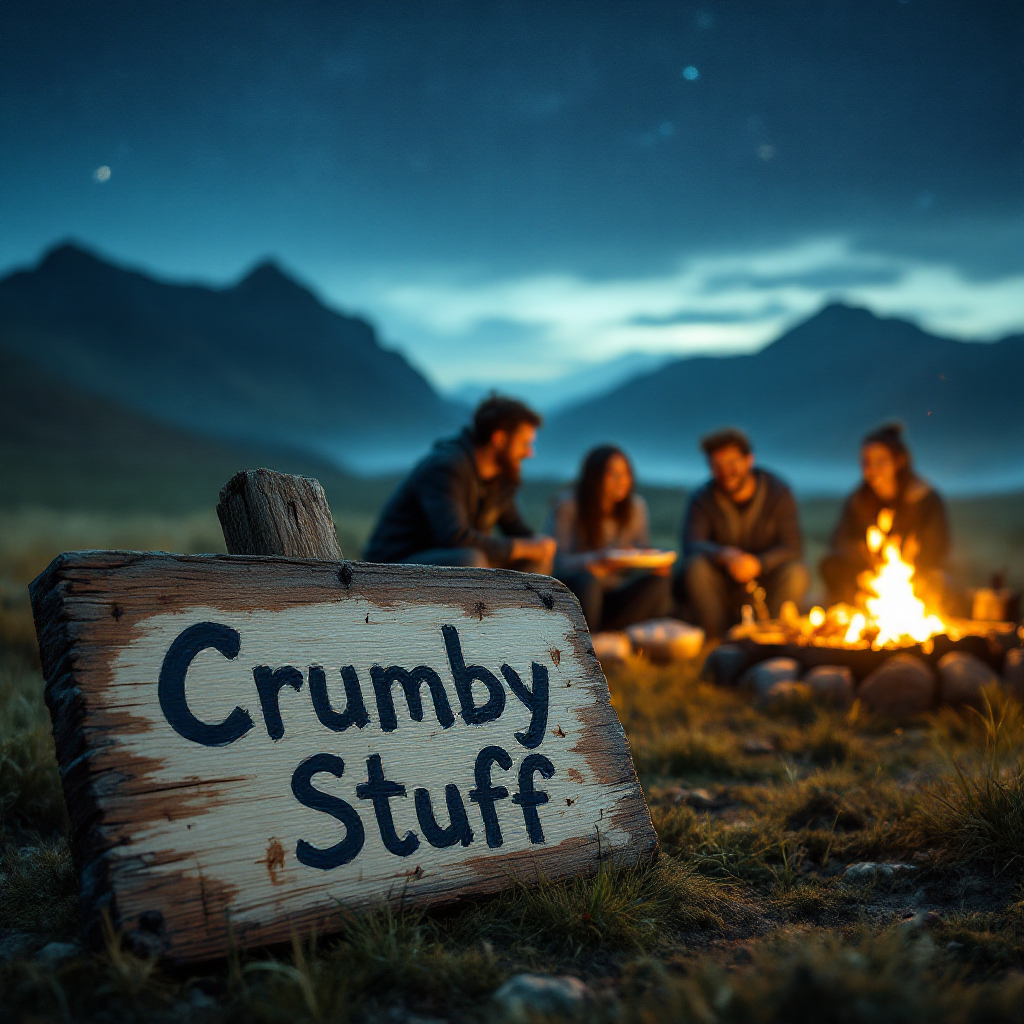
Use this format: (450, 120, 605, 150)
(858, 654, 936, 720)
(742, 737, 776, 754)
(937, 651, 999, 706)
(669, 787, 719, 809)
(702, 643, 752, 687)
(591, 631, 632, 665)
(186, 988, 218, 1010)
(740, 657, 801, 697)
(683, 787, 718, 810)
(1003, 647, 1024, 698)
(626, 618, 704, 663)
(843, 862, 917, 884)
(34, 941, 80, 965)
(946, 941, 965, 952)
(804, 664, 855, 706)
(493, 974, 590, 1022)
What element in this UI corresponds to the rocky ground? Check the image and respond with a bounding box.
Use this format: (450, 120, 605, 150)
(1, 627, 1022, 1023)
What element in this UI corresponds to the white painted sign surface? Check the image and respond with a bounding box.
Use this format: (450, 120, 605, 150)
(31, 553, 656, 962)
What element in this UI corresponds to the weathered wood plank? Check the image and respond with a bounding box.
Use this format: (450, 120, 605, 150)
(217, 468, 343, 559)
(30, 553, 657, 963)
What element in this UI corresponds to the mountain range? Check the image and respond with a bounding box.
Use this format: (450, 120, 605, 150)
(539, 304, 1024, 492)
(1, 244, 1021, 493)
(0, 244, 460, 472)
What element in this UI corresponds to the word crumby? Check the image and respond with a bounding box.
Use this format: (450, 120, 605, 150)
(31, 553, 656, 963)
(164, 620, 558, 862)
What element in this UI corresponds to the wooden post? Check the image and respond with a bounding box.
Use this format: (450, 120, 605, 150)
(217, 468, 343, 560)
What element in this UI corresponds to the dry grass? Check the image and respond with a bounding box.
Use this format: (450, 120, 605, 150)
(1, 595, 1023, 1020)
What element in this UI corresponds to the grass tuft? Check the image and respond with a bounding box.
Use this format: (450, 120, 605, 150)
(0, 836, 79, 935)
(917, 694, 1024, 871)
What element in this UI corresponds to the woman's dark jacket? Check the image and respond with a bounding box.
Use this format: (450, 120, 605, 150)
(826, 477, 950, 573)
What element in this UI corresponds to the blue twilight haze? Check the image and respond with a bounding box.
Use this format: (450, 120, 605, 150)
(0, 0, 1021, 393)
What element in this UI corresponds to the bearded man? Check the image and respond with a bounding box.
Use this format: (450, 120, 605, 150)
(674, 427, 808, 638)
(363, 395, 556, 574)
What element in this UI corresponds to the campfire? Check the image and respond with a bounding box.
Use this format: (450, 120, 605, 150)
(807, 510, 945, 651)
(732, 510, 1003, 653)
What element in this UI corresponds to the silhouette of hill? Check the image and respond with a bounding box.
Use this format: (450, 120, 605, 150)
(542, 304, 1024, 492)
(0, 346, 396, 517)
(0, 243, 462, 471)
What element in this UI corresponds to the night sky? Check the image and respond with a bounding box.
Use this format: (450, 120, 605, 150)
(2, 0, 1021, 390)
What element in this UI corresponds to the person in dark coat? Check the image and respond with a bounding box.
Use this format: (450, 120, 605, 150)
(674, 427, 808, 638)
(544, 445, 672, 631)
(820, 423, 950, 607)
(363, 395, 555, 573)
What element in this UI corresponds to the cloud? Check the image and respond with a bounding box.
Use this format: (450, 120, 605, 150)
(629, 303, 789, 326)
(701, 266, 904, 292)
(330, 237, 1024, 388)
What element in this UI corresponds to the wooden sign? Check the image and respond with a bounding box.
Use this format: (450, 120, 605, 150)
(31, 552, 656, 963)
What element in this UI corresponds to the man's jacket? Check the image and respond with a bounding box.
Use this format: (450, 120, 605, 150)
(363, 430, 533, 563)
(682, 469, 803, 574)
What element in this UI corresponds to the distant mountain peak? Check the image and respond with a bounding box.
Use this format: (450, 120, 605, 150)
(234, 259, 317, 303)
(38, 240, 107, 272)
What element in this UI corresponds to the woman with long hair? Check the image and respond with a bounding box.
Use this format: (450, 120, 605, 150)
(544, 445, 672, 630)
(820, 423, 950, 606)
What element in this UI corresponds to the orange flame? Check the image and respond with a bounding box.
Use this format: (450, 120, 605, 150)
(843, 511, 945, 648)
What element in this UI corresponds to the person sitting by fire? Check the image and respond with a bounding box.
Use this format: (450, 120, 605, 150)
(820, 422, 950, 609)
(544, 445, 672, 631)
(363, 395, 556, 573)
(673, 428, 808, 639)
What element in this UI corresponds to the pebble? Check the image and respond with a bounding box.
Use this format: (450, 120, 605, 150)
(858, 654, 936, 720)
(492, 974, 590, 1022)
(626, 619, 704, 663)
(739, 657, 801, 697)
(590, 631, 632, 665)
(803, 664, 855, 706)
(702, 644, 752, 687)
(937, 651, 999, 706)
(683, 788, 718, 810)
(946, 941, 965, 953)
(34, 941, 80, 964)
(742, 737, 776, 754)
(667, 787, 719, 810)
(843, 862, 917, 884)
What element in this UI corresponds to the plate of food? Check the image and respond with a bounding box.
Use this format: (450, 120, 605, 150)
(602, 548, 678, 569)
